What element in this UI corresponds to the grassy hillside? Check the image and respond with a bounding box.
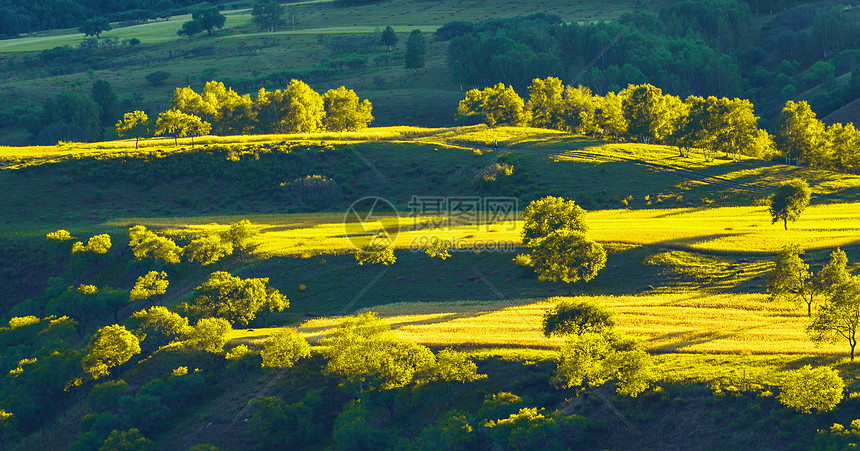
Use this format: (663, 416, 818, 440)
(5, 127, 860, 450)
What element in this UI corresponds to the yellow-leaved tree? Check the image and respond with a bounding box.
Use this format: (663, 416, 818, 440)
(81, 324, 141, 380)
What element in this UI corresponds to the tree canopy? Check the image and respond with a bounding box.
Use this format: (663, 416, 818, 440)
(252, 1, 285, 32)
(521, 196, 588, 246)
(78, 17, 110, 38)
(770, 179, 811, 230)
(260, 329, 310, 369)
(81, 324, 141, 380)
(186, 272, 288, 326)
(529, 230, 607, 294)
(778, 365, 844, 413)
(543, 299, 615, 337)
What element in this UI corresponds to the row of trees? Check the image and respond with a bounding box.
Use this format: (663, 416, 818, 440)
(768, 244, 860, 360)
(459, 78, 860, 171)
(116, 80, 374, 146)
(777, 100, 860, 172)
(459, 80, 775, 161)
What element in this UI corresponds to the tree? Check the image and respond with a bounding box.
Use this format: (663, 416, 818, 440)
(92, 80, 119, 130)
(252, 1, 285, 32)
(767, 244, 817, 316)
(814, 419, 860, 449)
(527, 77, 565, 130)
(0, 409, 17, 451)
(72, 234, 112, 254)
(355, 236, 396, 265)
(405, 29, 426, 70)
(380, 26, 398, 50)
(554, 330, 653, 397)
(543, 299, 615, 337)
(79, 17, 111, 38)
(322, 87, 374, 132)
(155, 109, 211, 146)
(33, 91, 102, 144)
(178, 7, 226, 38)
(530, 231, 606, 294)
(184, 317, 232, 353)
(129, 271, 169, 302)
(777, 365, 844, 413)
(115, 111, 150, 149)
(431, 348, 486, 384)
(770, 178, 811, 230)
(809, 276, 860, 360)
(145, 71, 170, 87)
(183, 233, 233, 266)
(816, 248, 851, 294)
(261, 329, 310, 368)
(595, 92, 628, 142)
(81, 325, 141, 380)
(457, 83, 530, 127)
(220, 220, 259, 261)
(521, 196, 588, 246)
(187, 272, 288, 326)
(129, 307, 188, 351)
(128, 226, 183, 264)
(777, 100, 827, 167)
(321, 312, 435, 394)
(99, 428, 152, 451)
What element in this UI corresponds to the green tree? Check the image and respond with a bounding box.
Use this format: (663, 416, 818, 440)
(322, 86, 374, 131)
(829, 122, 860, 173)
(767, 244, 817, 316)
(416, 410, 476, 450)
(79, 17, 111, 38)
(260, 329, 310, 368)
(620, 83, 684, 143)
(178, 7, 226, 38)
(554, 330, 653, 397)
(521, 196, 587, 246)
(92, 80, 119, 130)
(542, 298, 615, 337)
(252, 1, 285, 32)
(380, 26, 398, 50)
(184, 317, 232, 353)
(99, 428, 152, 451)
(129, 271, 169, 302)
(813, 419, 860, 450)
(115, 111, 150, 149)
(0, 409, 17, 451)
(87, 380, 130, 413)
(526, 77, 565, 130)
(129, 306, 189, 351)
(809, 276, 860, 360)
(81, 325, 141, 380)
(187, 272, 288, 326)
(560, 85, 599, 135)
(355, 237, 396, 266)
(778, 365, 844, 413)
(128, 225, 183, 264)
(770, 178, 812, 230)
(777, 100, 827, 167)
(530, 230, 606, 294)
(183, 233, 233, 266)
(72, 234, 112, 254)
(405, 29, 426, 70)
(595, 92, 627, 142)
(321, 312, 435, 394)
(248, 393, 322, 448)
(155, 109, 211, 146)
(431, 348, 486, 384)
(817, 248, 851, 293)
(219, 220, 259, 261)
(457, 83, 529, 127)
(33, 91, 102, 144)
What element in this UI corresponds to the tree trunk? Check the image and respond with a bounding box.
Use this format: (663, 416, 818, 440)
(784, 217, 788, 230)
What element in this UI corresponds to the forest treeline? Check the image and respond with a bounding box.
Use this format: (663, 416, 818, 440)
(458, 78, 860, 173)
(29, 79, 374, 145)
(0, 0, 211, 38)
(441, 2, 860, 125)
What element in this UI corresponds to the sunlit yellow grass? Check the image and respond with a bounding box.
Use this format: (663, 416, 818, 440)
(293, 293, 848, 356)
(106, 201, 860, 257)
